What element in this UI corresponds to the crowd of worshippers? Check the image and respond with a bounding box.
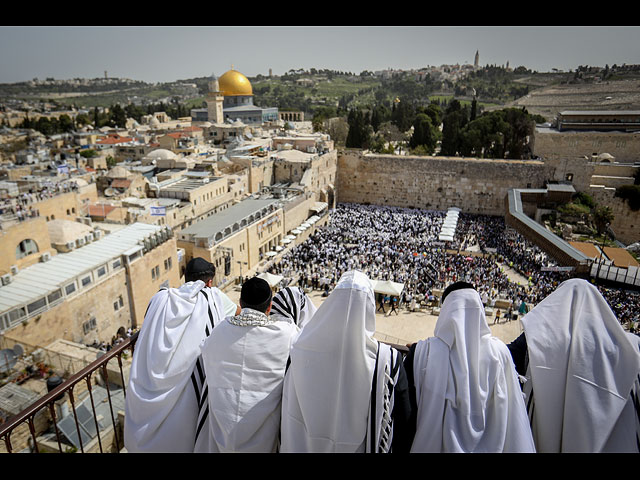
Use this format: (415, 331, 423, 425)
(124, 257, 640, 453)
(268, 203, 640, 330)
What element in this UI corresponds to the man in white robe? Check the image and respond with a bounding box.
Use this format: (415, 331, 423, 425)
(280, 270, 413, 453)
(124, 257, 239, 453)
(509, 278, 640, 453)
(408, 282, 536, 453)
(193, 276, 299, 452)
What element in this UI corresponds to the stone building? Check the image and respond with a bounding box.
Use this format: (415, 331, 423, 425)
(0, 223, 180, 348)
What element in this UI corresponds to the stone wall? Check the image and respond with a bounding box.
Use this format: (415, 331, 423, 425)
(532, 128, 640, 164)
(588, 185, 640, 245)
(336, 152, 553, 215)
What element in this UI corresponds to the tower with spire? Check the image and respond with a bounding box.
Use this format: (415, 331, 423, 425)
(474, 50, 479, 68)
(206, 73, 224, 124)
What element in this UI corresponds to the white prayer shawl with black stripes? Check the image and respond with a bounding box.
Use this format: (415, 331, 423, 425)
(521, 279, 640, 453)
(124, 281, 224, 453)
(410, 288, 536, 453)
(193, 309, 299, 453)
(280, 270, 402, 453)
(270, 286, 317, 329)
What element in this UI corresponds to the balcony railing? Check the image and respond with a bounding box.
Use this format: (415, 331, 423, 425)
(0, 331, 138, 453)
(0, 331, 407, 453)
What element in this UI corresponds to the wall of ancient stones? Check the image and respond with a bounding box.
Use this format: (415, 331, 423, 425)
(336, 151, 554, 216)
(532, 128, 640, 164)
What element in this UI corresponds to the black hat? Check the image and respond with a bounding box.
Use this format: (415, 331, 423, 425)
(186, 257, 214, 275)
(240, 277, 272, 309)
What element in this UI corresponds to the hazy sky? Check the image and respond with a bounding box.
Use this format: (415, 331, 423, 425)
(1, 26, 639, 84)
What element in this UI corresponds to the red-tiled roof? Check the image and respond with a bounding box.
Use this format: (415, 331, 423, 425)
(110, 179, 132, 188)
(87, 204, 117, 217)
(96, 134, 134, 145)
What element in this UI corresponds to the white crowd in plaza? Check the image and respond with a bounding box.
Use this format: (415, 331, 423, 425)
(269, 203, 640, 328)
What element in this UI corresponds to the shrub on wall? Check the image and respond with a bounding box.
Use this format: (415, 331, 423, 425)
(615, 185, 640, 211)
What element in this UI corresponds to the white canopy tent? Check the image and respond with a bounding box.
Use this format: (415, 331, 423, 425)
(257, 271, 284, 287)
(370, 279, 404, 297)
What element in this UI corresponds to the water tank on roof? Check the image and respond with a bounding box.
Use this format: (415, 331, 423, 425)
(46, 376, 66, 402)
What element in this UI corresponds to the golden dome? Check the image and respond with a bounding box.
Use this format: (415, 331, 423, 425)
(218, 69, 253, 96)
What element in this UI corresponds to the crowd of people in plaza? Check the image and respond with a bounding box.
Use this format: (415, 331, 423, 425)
(268, 203, 640, 330)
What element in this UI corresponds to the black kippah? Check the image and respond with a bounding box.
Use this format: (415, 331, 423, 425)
(241, 277, 272, 307)
(442, 281, 475, 305)
(186, 257, 214, 275)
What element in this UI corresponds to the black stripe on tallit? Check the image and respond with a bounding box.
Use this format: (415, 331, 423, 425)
(271, 294, 293, 320)
(199, 290, 215, 335)
(630, 379, 640, 452)
(195, 404, 209, 441)
(285, 287, 298, 324)
(369, 342, 381, 453)
(527, 388, 535, 428)
(193, 355, 210, 444)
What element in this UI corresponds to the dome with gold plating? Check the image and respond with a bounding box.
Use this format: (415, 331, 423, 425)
(218, 68, 253, 96)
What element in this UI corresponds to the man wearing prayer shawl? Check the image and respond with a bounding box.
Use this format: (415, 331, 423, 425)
(193, 277, 300, 452)
(279, 270, 414, 453)
(124, 258, 239, 453)
(507, 278, 640, 453)
(406, 282, 536, 453)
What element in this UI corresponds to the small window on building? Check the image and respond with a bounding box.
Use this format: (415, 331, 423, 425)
(83, 317, 97, 335)
(97, 266, 106, 277)
(81, 275, 92, 287)
(113, 259, 122, 269)
(27, 297, 47, 315)
(47, 290, 62, 304)
(65, 283, 76, 295)
(16, 239, 39, 259)
(152, 265, 160, 280)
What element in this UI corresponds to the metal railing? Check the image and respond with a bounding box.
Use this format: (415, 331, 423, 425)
(0, 331, 138, 453)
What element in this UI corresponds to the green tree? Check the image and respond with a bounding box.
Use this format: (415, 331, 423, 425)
(593, 205, 615, 235)
(109, 104, 126, 128)
(409, 113, 437, 154)
(440, 100, 468, 156)
(345, 108, 371, 148)
(391, 99, 414, 133)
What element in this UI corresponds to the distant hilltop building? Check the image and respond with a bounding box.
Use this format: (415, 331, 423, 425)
(191, 67, 278, 125)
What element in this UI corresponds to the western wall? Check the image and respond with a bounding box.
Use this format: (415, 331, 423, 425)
(336, 151, 555, 216)
(335, 150, 640, 246)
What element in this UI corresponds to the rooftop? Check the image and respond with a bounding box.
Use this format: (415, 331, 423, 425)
(179, 197, 280, 244)
(0, 223, 164, 320)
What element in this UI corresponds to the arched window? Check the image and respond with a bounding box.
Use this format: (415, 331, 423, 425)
(16, 239, 39, 259)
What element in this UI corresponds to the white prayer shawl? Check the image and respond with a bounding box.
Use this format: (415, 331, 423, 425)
(521, 278, 640, 453)
(280, 270, 401, 453)
(193, 309, 299, 453)
(270, 286, 318, 329)
(411, 288, 536, 453)
(124, 281, 225, 453)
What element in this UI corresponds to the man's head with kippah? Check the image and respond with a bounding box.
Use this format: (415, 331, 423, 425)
(240, 277, 273, 314)
(185, 257, 215, 284)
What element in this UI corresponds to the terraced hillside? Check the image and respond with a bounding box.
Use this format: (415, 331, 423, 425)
(508, 79, 640, 120)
